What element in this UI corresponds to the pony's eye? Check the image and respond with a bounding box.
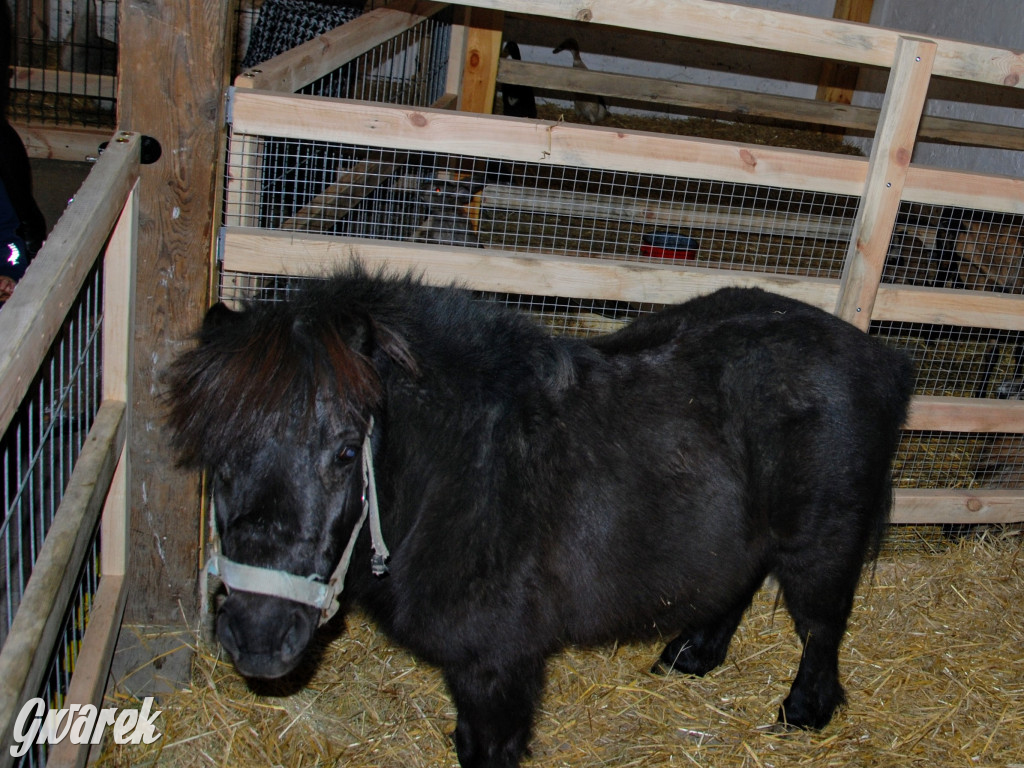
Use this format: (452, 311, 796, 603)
(336, 445, 359, 465)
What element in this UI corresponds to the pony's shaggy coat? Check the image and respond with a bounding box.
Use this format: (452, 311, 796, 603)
(167, 267, 914, 768)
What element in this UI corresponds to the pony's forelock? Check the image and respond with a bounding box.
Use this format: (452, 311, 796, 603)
(166, 307, 382, 468)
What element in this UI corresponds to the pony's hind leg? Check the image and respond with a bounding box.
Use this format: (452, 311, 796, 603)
(774, 556, 861, 730)
(444, 656, 545, 768)
(651, 600, 748, 676)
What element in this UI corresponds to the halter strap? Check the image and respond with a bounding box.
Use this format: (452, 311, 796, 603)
(201, 416, 389, 627)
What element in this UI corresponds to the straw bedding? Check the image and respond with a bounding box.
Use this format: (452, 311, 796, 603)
(96, 529, 1022, 767)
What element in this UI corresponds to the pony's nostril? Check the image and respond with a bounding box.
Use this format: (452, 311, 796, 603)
(279, 608, 313, 664)
(216, 609, 242, 659)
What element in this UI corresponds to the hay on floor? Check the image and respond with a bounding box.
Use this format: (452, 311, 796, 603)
(95, 531, 1023, 767)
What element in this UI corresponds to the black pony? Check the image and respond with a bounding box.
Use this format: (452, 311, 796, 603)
(167, 265, 914, 768)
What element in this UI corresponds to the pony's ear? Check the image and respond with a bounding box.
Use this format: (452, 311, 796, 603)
(372, 319, 419, 377)
(201, 302, 241, 339)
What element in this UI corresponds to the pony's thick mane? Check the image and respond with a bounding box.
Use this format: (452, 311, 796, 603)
(166, 264, 567, 468)
(165, 287, 385, 468)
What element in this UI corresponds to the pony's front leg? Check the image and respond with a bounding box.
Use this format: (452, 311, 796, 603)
(444, 656, 545, 768)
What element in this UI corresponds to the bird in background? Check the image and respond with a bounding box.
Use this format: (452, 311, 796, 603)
(500, 39, 538, 118)
(552, 37, 609, 124)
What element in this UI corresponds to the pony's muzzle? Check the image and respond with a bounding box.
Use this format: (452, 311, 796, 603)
(216, 592, 317, 679)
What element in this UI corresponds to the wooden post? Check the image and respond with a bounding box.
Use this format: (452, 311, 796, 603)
(46, 173, 138, 768)
(835, 36, 936, 330)
(116, 0, 229, 640)
(816, 0, 875, 107)
(457, 8, 503, 113)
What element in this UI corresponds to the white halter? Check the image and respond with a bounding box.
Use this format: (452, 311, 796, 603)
(201, 417, 390, 627)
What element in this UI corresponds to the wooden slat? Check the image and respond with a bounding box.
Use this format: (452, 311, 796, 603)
(892, 489, 1024, 525)
(872, 284, 1024, 330)
(0, 132, 139, 436)
(445, 14, 467, 100)
(905, 396, 1024, 433)
(99, 182, 137, 579)
(230, 90, 871, 196)
(498, 58, 1024, 151)
(0, 401, 126, 764)
(902, 165, 1024, 214)
(10, 121, 109, 162)
(235, 0, 449, 93)
(42, 575, 128, 768)
(815, 0, 875, 106)
(457, 8, 502, 113)
(836, 37, 935, 329)
(10, 66, 116, 99)
(102, 181, 138, 403)
(222, 228, 1024, 333)
(482, 184, 856, 241)
(221, 225, 843, 309)
(454, 0, 1024, 87)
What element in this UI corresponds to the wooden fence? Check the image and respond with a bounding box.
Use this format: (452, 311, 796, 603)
(0, 131, 138, 768)
(220, 0, 1024, 526)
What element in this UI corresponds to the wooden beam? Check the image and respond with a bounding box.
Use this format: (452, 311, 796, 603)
(43, 575, 128, 768)
(220, 225, 843, 310)
(235, 0, 449, 93)
(453, 0, 1024, 88)
(229, 90, 870, 196)
(836, 37, 935, 329)
(497, 59, 1024, 151)
(902, 165, 1024, 214)
(816, 0, 875, 106)
(10, 65, 116, 99)
(872, 284, 1024, 329)
(220, 227, 1024, 333)
(457, 7, 502, 113)
(0, 132, 138, 434)
(10, 122, 108, 162)
(905, 396, 1024, 433)
(892, 489, 1024, 525)
(229, 90, 1024, 215)
(99, 180, 138, 579)
(118, 0, 229, 627)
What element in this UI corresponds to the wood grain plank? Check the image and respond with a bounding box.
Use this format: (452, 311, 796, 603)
(458, 8, 502, 113)
(0, 133, 137, 435)
(118, 0, 228, 626)
(229, 91, 870, 196)
(836, 37, 935, 329)
(498, 59, 1024, 151)
(455, 0, 1024, 87)
(892, 489, 1024, 525)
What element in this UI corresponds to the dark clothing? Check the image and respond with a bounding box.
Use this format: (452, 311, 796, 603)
(1, 178, 30, 283)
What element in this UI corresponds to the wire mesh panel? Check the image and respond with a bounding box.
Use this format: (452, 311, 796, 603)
(7, 0, 118, 127)
(1, 264, 103, 647)
(224, 138, 862, 271)
(873, 321, 1023, 400)
(232, 0, 405, 79)
(228, 7, 453, 234)
(11, 535, 100, 768)
(882, 201, 1024, 294)
(894, 430, 1024, 491)
(343, 7, 452, 107)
